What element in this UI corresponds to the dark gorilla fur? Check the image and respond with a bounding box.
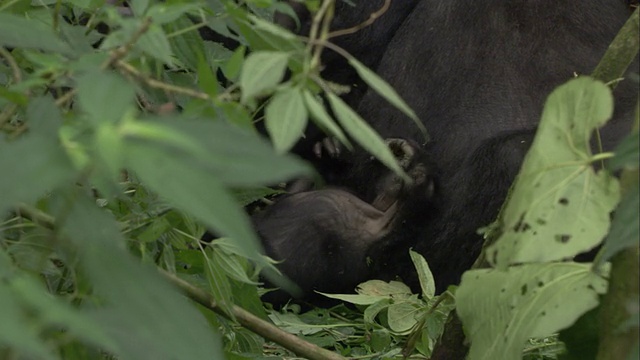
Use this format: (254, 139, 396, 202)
(254, 139, 435, 305)
(281, 0, 638, 293)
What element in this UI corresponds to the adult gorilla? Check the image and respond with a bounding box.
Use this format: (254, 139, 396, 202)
(293, 1, 638, 292)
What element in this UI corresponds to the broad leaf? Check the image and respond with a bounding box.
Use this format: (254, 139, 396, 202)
(488, 77, 620, 268)
(457, 263, 607, 360)
(59, 194, 224, 360)
(240, 51, 290, 101)
(0, 13, 74, 56)
(76, 71, 136, 124)
(596, 185, 640, 264)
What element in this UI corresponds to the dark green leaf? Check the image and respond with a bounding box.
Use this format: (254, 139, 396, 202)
(0, 134, 76, 213)
(0, 13, 74, 56)
(76, 71, 136, 124)
(609, 130, 639, 171)
(124, 135, 266, 263)
(59, 194, 224, 360)
(596, 184, 640, 264)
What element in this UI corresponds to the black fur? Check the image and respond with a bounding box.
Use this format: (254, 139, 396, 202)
(293, 1, 638, 293)
(255, 139, 434, 305)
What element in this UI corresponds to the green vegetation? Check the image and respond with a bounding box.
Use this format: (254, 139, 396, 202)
(0, 1, 637, 359)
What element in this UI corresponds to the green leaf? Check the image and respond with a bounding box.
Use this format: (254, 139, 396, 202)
(457, 263, 607, 360)
(596, 184, 640, 265)
(11, 276, 117, 351)
(348, 57, 428, 142)
(488, 77, 620, 268)
(123, 116, 312, 186)
(609, 130, 639, 171)
(205, 248, 235, 318)
(148, 3, 202, 24)
(240, 51, 290, 102)
(265, 86, 308, 153)
(59, 194, 225, 360)
(222, 46, 246, 81)
(212, 247, 258, 285)
(302, 90, 351, 150)
(327, 92, 407, 180)
(76, 71, 136, 124)
(124, 139, 266, 263)
(0, 13, 74, 56)
(0, 134, 76, 213)
(0, 277, 56, 360)
(166, 15, 208, 71)
(138, 24, 174, 65)
(387, 302, 421, 334)
(410, 250, 436, 300)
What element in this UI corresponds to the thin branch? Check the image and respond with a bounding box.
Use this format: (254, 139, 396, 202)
(14, 204, 345, 360)
(115, 60, 210, 100)
(0, 47, 22, 84)
(161, 270, 346, 360)
(327, 0, 391, 39)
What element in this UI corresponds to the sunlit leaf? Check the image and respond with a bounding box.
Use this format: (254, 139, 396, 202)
(240, 51, 290, 102)
(457, 263, 607, 360)
(265, 86, 308, 153)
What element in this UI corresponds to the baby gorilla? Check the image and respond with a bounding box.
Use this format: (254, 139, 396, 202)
(254, 139, 433, 306)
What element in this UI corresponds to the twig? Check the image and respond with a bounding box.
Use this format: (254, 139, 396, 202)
(327, 0, 391, 39)
(14, 204, 345, 360)
(0, 48, 23, 128)
(0, 47, 22, 84)
(161, 270, 347, 360)
(115, 60, 210, 100)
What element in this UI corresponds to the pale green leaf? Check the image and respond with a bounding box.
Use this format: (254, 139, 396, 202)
(410, 250, 436, 300)
(240, 51, 290, 102)
(348, 57, 428, 142)
(457, 263, 607, 360)
(327, 92, 408, 180)
(302, 90, 351, 149)
(488, 77, 620, 268)
(265, 86, 308, 153)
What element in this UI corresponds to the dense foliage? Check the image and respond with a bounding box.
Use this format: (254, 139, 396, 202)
(0, 1, 637, 359)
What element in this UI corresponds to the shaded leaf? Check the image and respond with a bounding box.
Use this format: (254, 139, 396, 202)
(0, 13, 74, 56)
(76, 71, 136, 124)
(0, 134, 76, 213)
(596, 185, 640, 264)
(59, 194, 224, 360)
